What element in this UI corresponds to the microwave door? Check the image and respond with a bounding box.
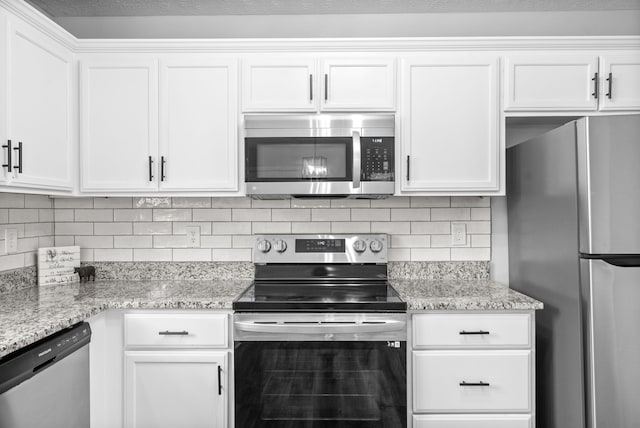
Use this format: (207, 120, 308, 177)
(245, 137, 353, 182)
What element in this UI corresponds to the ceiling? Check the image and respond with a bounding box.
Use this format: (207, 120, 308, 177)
(24, 0, 640, 17)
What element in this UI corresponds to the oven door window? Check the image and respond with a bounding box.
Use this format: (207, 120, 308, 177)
(235, 341, 406, 428)
(245, 137, 353, 182)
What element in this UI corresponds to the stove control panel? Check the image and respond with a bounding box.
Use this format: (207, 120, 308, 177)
(254, 234, 387, 264)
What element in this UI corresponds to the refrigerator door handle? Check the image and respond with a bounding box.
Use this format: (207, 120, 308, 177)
(580, 254, 640, 268)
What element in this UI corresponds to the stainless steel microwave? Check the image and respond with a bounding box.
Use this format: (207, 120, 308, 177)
(244, 114, 395, 199)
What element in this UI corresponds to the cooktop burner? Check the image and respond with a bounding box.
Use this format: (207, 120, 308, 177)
(232, 234, 406, 312)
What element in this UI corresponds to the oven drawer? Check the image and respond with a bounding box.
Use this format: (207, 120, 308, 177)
(124, 313, 228, 348)
(413, 350, 531, 413)
(413, 414, 532, 428)
(412, 313, 531, 348)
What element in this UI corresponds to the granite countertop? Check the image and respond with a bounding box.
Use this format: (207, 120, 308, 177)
(0, 278, 542, 359)
(391, 279, 544, 311)
(0, 279, 252, 359)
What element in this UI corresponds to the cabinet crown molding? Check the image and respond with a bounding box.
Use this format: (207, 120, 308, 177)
(74, 36, 640, 54)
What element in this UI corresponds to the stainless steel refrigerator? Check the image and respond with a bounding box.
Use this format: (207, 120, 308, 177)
(507, 114, 640, 428)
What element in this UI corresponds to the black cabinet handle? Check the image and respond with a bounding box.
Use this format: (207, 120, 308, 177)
(406, 155, 410, 181)
(460, 381, 490, 387)
(324, 74, 328, 101)
(2, 140, 11, 172)
(606, 72, 613, 99)
(13, 142, 22, 173)
(158, 330, 189, 335)
(459, 330, 490, 335)
(148, 156, 153, 181)
(161, 156, 166, 181)
(309, 74, 313, 101)
(592, 72, 599, 99)
(218, 365, 223, 395)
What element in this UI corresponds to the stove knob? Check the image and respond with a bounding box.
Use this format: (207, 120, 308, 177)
(353, 239, 367, 253)
(369, 239, 384, 253)
(273, 239, 287, 253)
(256, 240, 271, 253)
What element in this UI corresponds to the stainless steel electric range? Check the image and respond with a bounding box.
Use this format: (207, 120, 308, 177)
(233, 234, 407, 428)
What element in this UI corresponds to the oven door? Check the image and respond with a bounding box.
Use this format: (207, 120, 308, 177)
(234, 313, 407, 428)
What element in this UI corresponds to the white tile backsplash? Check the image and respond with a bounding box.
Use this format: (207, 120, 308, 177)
(0, 194, 492, 270)
(114, 209, 153, 222)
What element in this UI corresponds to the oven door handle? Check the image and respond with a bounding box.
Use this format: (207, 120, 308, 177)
(235, 320, 406, 334)
(352, 130, 361, 189)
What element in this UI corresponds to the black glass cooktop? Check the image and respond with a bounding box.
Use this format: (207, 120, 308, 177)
(234, 263, 406, 312)
(233, 281, 406, 312)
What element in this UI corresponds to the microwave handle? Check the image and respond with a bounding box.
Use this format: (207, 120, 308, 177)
(352, 130, 361, 189)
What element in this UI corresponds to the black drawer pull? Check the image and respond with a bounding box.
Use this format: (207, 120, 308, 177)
(459, 330, 490, 335)
(158, 330, 189, 336)
(460, 381, 490, 387)
(218, 365, 223, 395)
(592, 72, 599, 99)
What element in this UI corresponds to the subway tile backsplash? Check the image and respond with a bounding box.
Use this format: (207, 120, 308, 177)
(0, 194, 491, 271)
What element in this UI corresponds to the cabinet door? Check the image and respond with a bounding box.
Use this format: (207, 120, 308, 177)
(504, 54, 598, 111)
(320, 58, 396, 111)
(159, 56, 238, 191)
(124, 351, 227, 428)
(242, 58, 317, 111)
(5, 16, 73, 191)
(80, 57, 159, 192)
(401, 55, 500, 192)
(598, 53, 640, 111)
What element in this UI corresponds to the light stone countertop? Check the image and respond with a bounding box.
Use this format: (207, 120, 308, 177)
(390, 279, 544, 311)
(0, 278, 542, 359)
(0, 279, 252, 359)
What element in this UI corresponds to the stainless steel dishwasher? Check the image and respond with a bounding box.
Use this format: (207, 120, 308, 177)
(0, 322, 91, 428)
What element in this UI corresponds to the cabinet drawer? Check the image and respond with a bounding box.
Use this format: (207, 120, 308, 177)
(124, 313, 228, 348)
(412, 313, 531, 348)
(413, 350, 531, 412)
(413, 414, 532, 428)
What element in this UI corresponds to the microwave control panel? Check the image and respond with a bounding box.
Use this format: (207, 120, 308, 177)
(361, 137, 394, 181)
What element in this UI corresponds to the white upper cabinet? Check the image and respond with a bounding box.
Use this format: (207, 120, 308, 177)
(401, 54, 500, 194)
(80, 57, 159, 192)
(242, 58, 317, 112)
(2, 15, 74, 191)
(598, 53, 640, 111)
(504, 53, 640, 112)
(504, 54, 598, 111)
(242, 56, 396, 112)
(80, 55, 239, 194)
(320, 59, 396, 111)
(159, 56, 238, 191)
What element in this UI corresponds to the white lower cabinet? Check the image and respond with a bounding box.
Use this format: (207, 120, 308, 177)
(124, 351, 227, 428)
(413, 414, 532, 428)
(411, 312, 535, 427)
(89, 310, 231, 428)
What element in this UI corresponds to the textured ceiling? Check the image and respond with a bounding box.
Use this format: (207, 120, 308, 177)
(24, 0, 640, 17)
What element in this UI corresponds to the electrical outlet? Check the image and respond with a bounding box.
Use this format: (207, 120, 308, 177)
(451, 223, 467, 246)
(5, 228, 18, 254)
(186, 226, 200, 248)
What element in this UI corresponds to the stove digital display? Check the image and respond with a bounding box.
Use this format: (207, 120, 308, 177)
(295, 239, 346, 253)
